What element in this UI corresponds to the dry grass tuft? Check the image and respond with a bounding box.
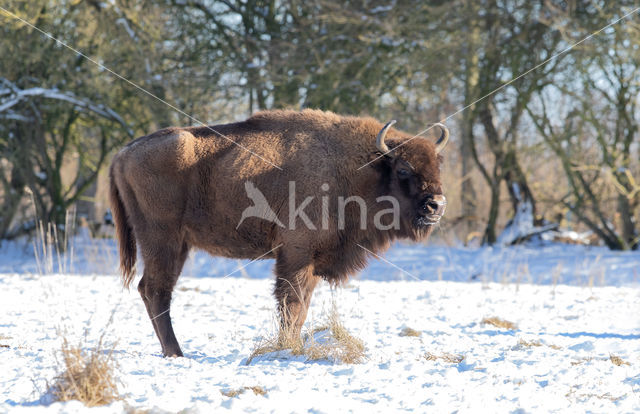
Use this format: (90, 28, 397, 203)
(246, 324, 306, 365)
(572, 355, 631, 367)
(518, 338, 542, 347)
(609, 354, 630, 366)
(246, 298, 306, 364)
(481, 316, 517, 330)
(517, 338, 562, 350)
(304, 302, 366, 364)
(0, 333, 12, 347)
(399, 327, 422, 337)
(566, 387, 624, 402)
(424, 352, 465, 364)
(247, 385, 267, 396)
(246, 337, 303, 364)
(571, 357, 593, 366)
(47, 337, 119, 407)
(247, 300, 365, 365)
(221, 385, 267, 398)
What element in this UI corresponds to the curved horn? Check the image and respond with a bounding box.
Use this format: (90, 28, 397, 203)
(433, 122, 449, 153)
(376, 120, 396, 155)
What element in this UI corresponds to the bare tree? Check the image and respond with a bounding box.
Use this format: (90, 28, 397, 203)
(527, 5, 639, 250)
(0, 79, 132, 238)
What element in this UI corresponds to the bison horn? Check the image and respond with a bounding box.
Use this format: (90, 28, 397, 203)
(433, 122, 449, 153)
(376, 120, 396, 155)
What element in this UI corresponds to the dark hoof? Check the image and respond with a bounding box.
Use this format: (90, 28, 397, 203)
(163, 348, 184, 358)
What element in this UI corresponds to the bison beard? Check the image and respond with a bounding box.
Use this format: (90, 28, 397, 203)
(109, 109, 449, 357)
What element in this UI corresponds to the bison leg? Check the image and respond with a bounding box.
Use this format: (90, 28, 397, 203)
(139, 240, 189, 357)
(138, 275, 161, 344)
(274, 262, 320, 345)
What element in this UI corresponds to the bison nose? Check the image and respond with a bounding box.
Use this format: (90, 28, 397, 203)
(423, 194, 447, 217)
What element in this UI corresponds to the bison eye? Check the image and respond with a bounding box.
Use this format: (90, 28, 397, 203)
(397, 169, 411, 179)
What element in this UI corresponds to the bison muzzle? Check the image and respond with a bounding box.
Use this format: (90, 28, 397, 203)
(109, 109, 449, 357)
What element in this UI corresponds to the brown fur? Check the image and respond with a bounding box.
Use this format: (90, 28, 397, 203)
(108, 169, 136, 287)
(109, 109, 447, 357)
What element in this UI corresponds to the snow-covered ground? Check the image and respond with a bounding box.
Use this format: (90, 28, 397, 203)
(3, 235, 640, 286)
(1, 238, 639, 412)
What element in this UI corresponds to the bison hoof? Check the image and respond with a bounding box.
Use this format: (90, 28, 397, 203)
(165, 353, 183, 358)
(163, 349, 184, 358)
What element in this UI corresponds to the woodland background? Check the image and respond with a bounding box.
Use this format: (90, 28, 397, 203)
(1, 0, 638, 250)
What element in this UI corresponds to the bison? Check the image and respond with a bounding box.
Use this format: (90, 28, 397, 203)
(109, 109, 449, 357)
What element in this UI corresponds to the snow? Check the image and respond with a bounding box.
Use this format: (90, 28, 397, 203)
(370, 5, 394, 14)
(1, 238, 639, 412)
(3, 236, 639, 286)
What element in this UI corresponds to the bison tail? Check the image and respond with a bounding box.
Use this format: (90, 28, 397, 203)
(109, 165, 137, 289)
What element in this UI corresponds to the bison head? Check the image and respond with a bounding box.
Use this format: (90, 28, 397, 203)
(375, 120, 449, 240)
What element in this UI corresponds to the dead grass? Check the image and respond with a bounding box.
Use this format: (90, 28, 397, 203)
(571, 357, 594, 366)
(246, 318, 307, 365)
(571, 355, 631, 367)
(399, 327, 422, 337)
(424, 352, 465, 364)
(481, 316, 517, 330)
(31, 200, 77, 276)
(247, 300, 365, 365)
(301, 301, 366, 364)
(517, 339, 542, 347)
(246, 297, 306, 364)
(609, 354, 630, 366)
(0, 334, 11, 347)
(246, 335, 303, 364)
(566, 387, 624, 402)
(517, 338, 562, 350)
(47, 337, 119, 407)
(221, 386, 267, 398)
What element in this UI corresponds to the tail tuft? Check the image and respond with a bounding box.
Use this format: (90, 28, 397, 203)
(109, 164, 136, 288)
